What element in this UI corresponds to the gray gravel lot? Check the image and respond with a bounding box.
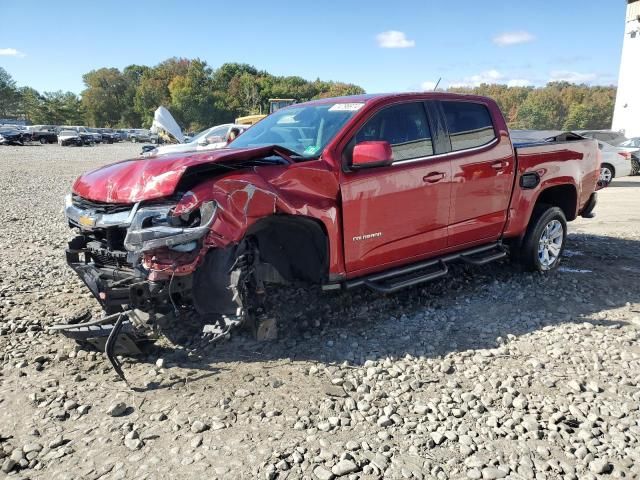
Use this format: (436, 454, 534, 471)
(0, 143, 639, 479)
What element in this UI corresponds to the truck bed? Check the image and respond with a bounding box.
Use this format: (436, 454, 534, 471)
(510, 129, 588, 148)
(500, 130, 601, 239)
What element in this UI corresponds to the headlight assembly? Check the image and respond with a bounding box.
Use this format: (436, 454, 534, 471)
(124, 201, 216, 252)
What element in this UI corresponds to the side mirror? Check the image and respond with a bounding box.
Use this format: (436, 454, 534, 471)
(352, 141, 393, 168)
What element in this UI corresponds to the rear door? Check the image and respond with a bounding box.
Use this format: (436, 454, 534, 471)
(340, 101, 452, 275)
(438, 100, 515, 247)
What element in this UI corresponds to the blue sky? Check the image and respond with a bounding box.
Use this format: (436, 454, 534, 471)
(0, 0, 627, 94)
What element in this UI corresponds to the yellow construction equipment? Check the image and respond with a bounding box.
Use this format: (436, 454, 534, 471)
(235, 98, 296, 125)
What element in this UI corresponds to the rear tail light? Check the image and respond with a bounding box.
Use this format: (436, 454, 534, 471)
(618, 151, 631, 160)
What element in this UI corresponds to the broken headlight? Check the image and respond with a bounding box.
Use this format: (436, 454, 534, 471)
(123, 201, 216, 252)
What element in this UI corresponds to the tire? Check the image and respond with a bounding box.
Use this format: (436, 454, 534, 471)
(599, 163, 614, 184)
(39, 137, 47, 145)
(631, 157, 640, 176)
(519, 205, 567, 272)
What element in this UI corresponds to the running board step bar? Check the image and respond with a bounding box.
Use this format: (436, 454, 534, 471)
(346, 243, 507, 294)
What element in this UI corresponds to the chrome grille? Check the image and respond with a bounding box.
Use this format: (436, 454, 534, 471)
(71, 194, 132, 214)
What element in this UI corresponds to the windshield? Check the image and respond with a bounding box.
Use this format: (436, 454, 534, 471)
(229, 103, 364, 158)
(620, 139, 640, 148)
(189, 125, 229, 144)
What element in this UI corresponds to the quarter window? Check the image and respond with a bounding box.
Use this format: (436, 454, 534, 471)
(441, 101, 496, 151)
(353, 102, 434, 162)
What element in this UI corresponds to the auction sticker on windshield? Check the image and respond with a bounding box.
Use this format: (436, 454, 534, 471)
(328, 103, 365, 112)
(304, 145, 320, 155)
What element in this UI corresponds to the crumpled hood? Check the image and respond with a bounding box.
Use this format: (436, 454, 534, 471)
(72, 146, 278, 204)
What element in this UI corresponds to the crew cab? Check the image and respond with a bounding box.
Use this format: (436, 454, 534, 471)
(60, 93, 600, 364)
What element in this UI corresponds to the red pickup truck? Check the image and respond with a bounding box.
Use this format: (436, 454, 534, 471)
(61, 93, 600, 366)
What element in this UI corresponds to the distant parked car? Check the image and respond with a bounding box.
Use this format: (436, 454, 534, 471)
(85, 128, 103, 143)
(619, 137, 640, 149)
(57, 130, 83, 146)
(597, 140, 633, 184)
(114, 130, 128, 141)
(577, 130, 628, 147)
(618, 138, 640, 175)
(143, 124, 249, 156)
(128, 129, 157, 143)
(26, 125, 58, 144)
(98, 128, 119, 143)
(58, 126, 94, 145)
(0, 126, 28, 145)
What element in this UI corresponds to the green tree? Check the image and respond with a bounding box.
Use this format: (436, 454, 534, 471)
(513, 87, 565, 130)
(314, 81, 365, 99)
(120, 64, 149, 127)
(81, 68, 129, 126)
(17, 87, 45, 123)
(0, 67, 19, 118)
(168, 59, 219, 130)
(134, 58, 190, 127)
(40, 91, 84, 125)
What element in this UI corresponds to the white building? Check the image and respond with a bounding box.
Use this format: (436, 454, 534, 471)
(612, 0, 640, 138)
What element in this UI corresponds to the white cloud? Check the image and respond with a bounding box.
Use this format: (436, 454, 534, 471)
(450, 69, 504, 87)
(376, 31, 415, 48)
(506, 79, 532, 87)
(0, 48, 25, 57)
(549, 70, 597, 83)
(448, 70, 533, 88)
(420, 81, 438, 90)
(492, 31, 535, 47)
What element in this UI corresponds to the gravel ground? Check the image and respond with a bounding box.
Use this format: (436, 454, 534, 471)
(0, 143, 639, 480)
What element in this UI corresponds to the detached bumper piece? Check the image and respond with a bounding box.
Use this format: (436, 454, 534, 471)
(61, 235, 192, 382)
(47, 310, 142, 383)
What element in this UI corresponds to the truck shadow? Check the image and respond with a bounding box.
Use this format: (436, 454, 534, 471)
(135, 232, 640, 386)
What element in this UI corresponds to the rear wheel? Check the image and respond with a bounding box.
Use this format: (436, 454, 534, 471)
(39, 137, 47, 145)
(599, 163, 614, 184)
(631, 157, 640, 176)
(519, 206, 567, 272)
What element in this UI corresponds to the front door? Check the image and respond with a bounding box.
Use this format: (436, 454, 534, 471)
(340, 102, 452, 276)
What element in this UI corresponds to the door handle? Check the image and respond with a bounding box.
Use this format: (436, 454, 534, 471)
(491, 160, 509, 170)
(423, 172, 446, 183)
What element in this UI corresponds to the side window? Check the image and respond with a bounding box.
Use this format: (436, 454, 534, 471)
(441, 101, 496, 151)
(353, 102, 433, 162)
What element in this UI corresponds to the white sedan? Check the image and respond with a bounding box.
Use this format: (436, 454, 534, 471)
(598, 140, 633, 184)
(145, 124, 249, 157)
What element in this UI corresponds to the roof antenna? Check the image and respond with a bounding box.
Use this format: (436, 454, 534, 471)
(433, 78, 442, 91)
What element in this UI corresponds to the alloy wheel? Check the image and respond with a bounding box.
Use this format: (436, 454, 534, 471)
(599, 166, 613, 184)
(538, 219, 563, 270)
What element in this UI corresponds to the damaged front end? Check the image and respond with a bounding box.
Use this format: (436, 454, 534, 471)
(55, 146, 338, 382)
(59, 192, 246, 374)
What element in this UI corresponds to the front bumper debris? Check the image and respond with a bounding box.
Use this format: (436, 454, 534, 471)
(65, 234, 193, 312)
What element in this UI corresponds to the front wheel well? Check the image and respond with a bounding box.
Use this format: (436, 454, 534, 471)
(246, 215, 329, 285)
(535, 184, 578, 221)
